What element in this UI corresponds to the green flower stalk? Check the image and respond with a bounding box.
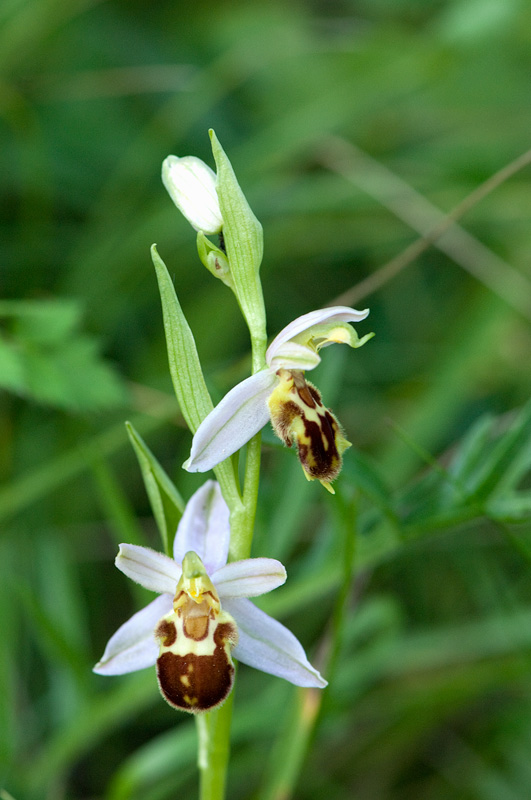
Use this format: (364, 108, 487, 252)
(95, 131, 367, 800)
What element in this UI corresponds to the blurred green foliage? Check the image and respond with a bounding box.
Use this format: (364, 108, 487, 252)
(2, 0, 531, 798)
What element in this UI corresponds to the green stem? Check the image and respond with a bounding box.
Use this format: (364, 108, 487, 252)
(197, 307, 267, 798)
(228, 432, 262, 561)
(229, 326, 267, 561)
(196, 688, 235, 800)
(250, 330, 268, 374)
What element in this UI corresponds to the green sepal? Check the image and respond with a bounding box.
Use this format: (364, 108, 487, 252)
(151, 244, 242, 508)
(125, 421, 185, 555)
(209, 130, 267, 350)
(196, 232, 233, 289)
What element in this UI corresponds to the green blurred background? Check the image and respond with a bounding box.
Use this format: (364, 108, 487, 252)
(2, 0, 531, 797)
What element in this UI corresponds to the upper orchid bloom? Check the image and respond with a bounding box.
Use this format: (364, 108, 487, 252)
(94, 481, 326, 713)
(184, 307, 374, 492)
(162, 155, 223, 235)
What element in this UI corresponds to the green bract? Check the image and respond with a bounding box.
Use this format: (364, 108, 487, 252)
(209, 130, 267, 362)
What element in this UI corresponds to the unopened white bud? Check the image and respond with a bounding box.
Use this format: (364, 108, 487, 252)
(162, 155, 223, 235)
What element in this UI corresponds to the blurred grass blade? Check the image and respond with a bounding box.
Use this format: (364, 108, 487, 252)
(469, 401, 531, 500)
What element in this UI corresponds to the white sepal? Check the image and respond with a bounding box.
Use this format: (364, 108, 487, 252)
(223, 597, 327, 688)
(213, 558, 286, 598)
(93, 594, 172, 675)
(173, 481, 229, 574)
(183, 370, 276, 473)
(162, 155, 223, 235)
(267, 341, 321, 372)
(116, 544, 182, 595)
(267, 306, 370, 362)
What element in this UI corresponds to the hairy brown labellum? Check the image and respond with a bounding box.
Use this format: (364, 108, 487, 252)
(155, 595, 238, 713)
(268, 369, 351, 493)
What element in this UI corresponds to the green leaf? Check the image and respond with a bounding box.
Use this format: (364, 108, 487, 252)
(151, 245, 241, 508)
(0, 311, 128, 412)
(151, 244, 214, 434)
(209, 130, 267, 352)
(448, 412, 496, 486)
(0, 335, 25, 392)
(126, 421, 185, 555)
(11, 299, 81, 345)
(468, 401, 531, 500)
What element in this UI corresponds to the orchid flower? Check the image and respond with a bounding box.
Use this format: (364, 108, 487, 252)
(184, 307, 374, 492)
(162, 155, 223, 235)
(94, 481, 326, 713)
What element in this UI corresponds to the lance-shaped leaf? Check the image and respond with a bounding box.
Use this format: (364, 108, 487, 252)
(126, 421, 185, 555)
(151, 244, 213, 433)
(151, 245, 241, 507)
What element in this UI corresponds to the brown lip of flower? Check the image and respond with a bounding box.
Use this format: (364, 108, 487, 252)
(154, 552, 239, 714)
(268, 369, 351, 494)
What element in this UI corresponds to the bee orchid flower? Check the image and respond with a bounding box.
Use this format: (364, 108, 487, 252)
(184, 307, 373, 492)
(94, 481, 326, 713)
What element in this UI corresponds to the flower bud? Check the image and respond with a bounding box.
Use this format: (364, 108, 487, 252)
(162, 155, 223, 234)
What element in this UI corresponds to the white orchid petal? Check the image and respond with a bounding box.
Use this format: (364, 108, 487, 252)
(93, 594, 172, 675)
(224, 598, 327, 688)
(268, 341, 321, 372)
(184, 370, 276, 472)
(213, 558, 286, 598)
(162, 155, 223, 234)
(116, 544, 181, 595)
(266, 306, 370, 365)
(173, 480, 230, 573)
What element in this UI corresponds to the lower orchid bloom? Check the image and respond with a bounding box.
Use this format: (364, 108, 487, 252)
(184, 307, 374, 492)
(94, 481, 326, 713)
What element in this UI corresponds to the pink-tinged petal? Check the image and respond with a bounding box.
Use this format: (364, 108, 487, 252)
(183, 370, 276, 473)
(224, 597, 327, 688)
(266, 306, 370, 365)
(116, 544, 181, 595)
(93, 594, 172, 675)
(173, 481, 230, 573)
(213, 558, 286, 598)
(267, 342, 321, 372)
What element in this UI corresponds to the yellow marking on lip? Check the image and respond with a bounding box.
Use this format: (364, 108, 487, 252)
(156, 615, 238, 713)
(184, 694, 198, 707)
(267, 369, 350, 490)
(155, 555, 239, 714)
